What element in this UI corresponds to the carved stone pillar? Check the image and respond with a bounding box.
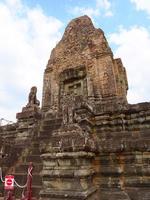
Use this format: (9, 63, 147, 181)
(40, 151, 97, 199)
(40, 124, 98, 200)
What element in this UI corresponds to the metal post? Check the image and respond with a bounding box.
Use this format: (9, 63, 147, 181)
(5, 191, 13, 200)
(21, 162, 33, 200)
(26, 162, 33, 200)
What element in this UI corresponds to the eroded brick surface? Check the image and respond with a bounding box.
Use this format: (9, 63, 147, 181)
(0, 16, 149, 200)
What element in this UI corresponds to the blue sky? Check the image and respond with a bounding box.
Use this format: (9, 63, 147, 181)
(23, 0, 150, 32)
(0, 0, 150, 123)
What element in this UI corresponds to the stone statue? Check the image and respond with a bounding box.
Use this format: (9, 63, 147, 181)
(27, 86, 40, 107)
(62, 93, 74, 125)
(87, 76, 94, 97)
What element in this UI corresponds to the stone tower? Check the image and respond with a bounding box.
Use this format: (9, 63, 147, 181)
(39, 15, 149, 200)
(42, 15, 128, 113)
(0, 15, 149, 200)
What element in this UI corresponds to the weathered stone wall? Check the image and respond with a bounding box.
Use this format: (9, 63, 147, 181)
(94, 102, 150, 199)
(40, 15, 149, 200)
(42, 15, 128, 112)
(0, 87, 42, 198)
(0, 15, 149, 200)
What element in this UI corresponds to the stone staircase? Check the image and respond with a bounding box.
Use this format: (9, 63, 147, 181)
(0, 139, 43, 199)
(13, 140, 43, 199)
(14, 115, 62, 199)
(40, 115, 62, 139)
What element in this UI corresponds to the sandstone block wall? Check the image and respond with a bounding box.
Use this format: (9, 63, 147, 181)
(42, 15, 128, 112)
(0, 15, 149, 200)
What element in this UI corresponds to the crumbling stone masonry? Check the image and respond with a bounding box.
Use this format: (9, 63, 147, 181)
(0, 16, 150, 200)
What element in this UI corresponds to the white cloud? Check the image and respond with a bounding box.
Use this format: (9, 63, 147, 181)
(96, 0, 113, 16)
(5, 0, 23, 10)
(131, 0, 150, 15)
(71, 7, 100, 18)
(109, 26, 150, 103)
(0, 0, 63, 122)
(70, 0, 113, 19)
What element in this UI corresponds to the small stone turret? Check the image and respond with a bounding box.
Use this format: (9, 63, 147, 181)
(17, 86, 40, 120)
(16, 86, 41, 143)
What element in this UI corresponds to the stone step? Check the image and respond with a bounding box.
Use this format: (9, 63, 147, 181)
(0, 185, 37, 198)
(14, 173, 42, 186)
(39, 130, 55, 139)
(41, 123, 61, 129)
(29, 146, 41, 154)
(25, 141, 41, 154)
(99, 189, 131, 200)
(41, 119, 62, 129)
(40, 123, 61, 132)
(2, 136, 17, 141)
(30, 148, 41, 155)
(32, 142, 41, 148)
(14, 185, 41, 199)
(24, 155, 42, 163)
(43, 118, 62, 124)
(15, 163, 43, 173)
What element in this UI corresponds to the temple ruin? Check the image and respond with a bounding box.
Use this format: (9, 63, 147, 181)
(0, 15, 150, 200)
